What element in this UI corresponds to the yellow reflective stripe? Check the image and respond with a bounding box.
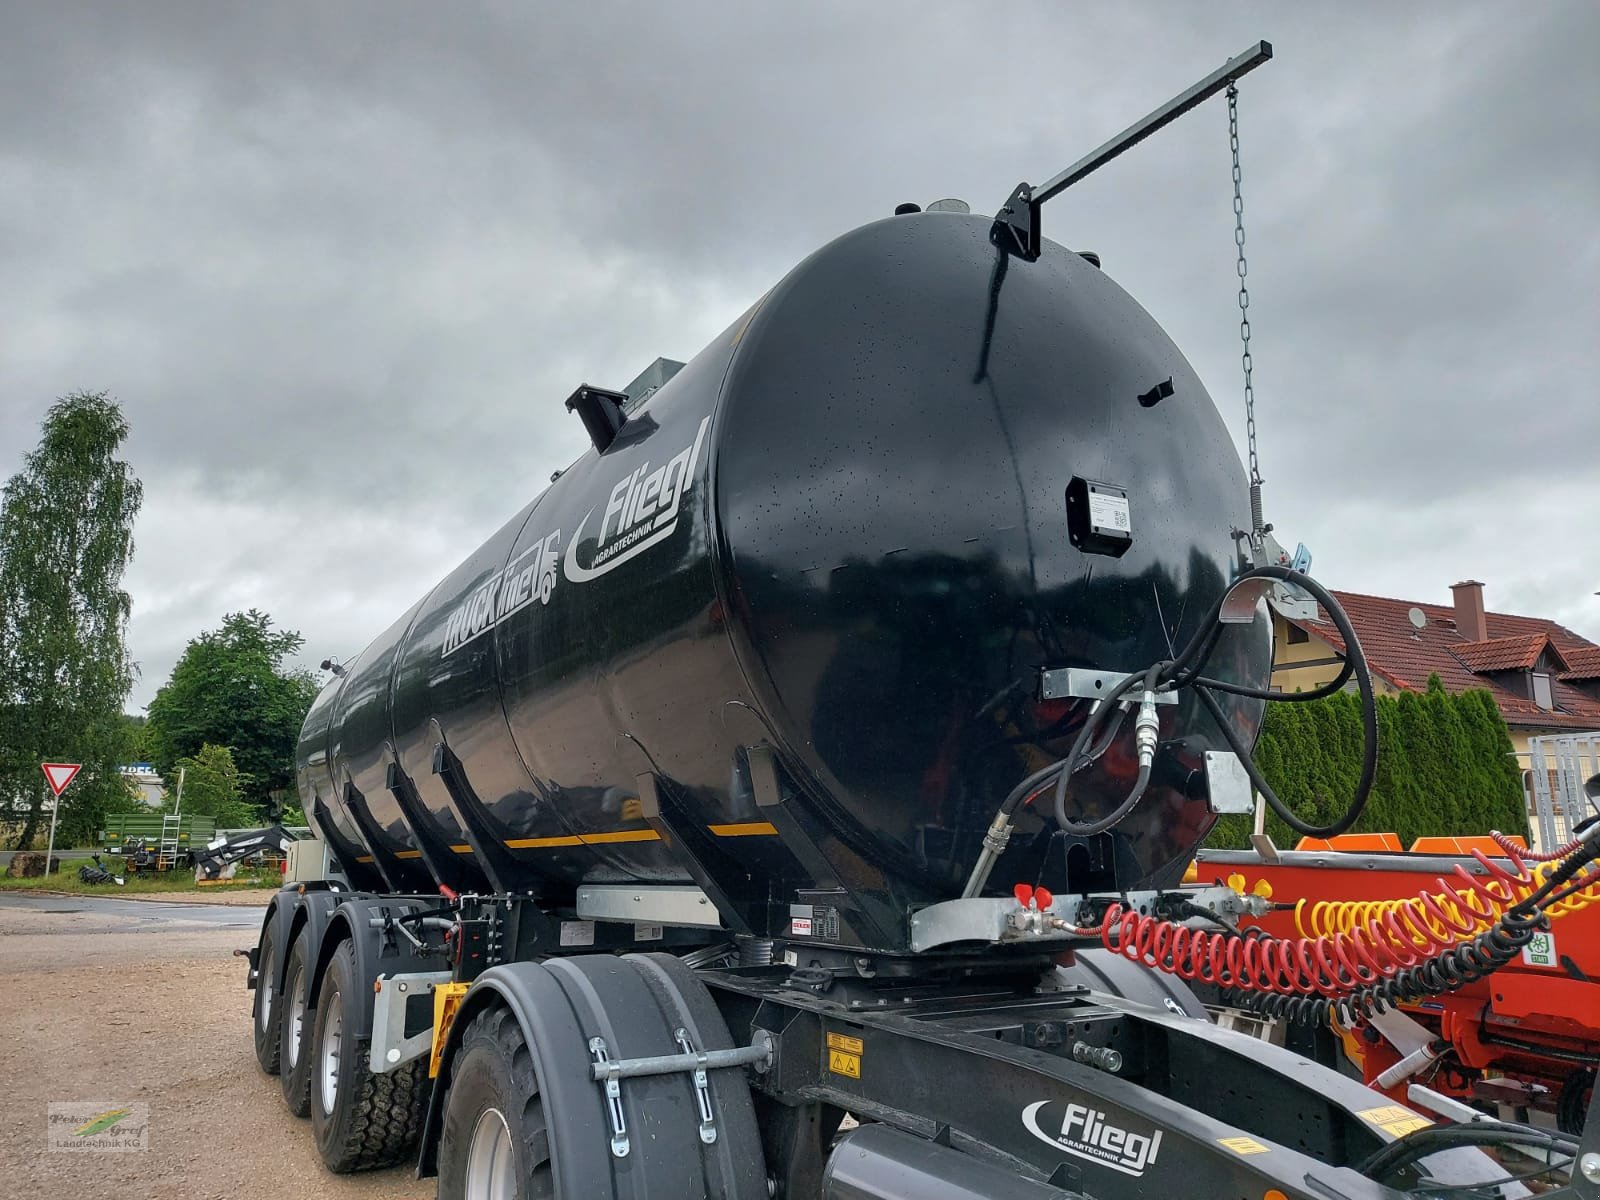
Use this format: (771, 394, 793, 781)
(394, 850, 422, 859)
(503, 830, 663, 849)
(709, 822, 779, 837)
(504, 835, 584, 848)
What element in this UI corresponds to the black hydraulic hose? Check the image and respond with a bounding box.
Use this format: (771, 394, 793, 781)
(992, 565, 1380, 854)
(1194, 680, 1375, 839)
(1170, 567, 1379, 839)
(1175, 567, 1366, 703)
(1354, 1122, 1577, 1185)
(1052, 663, 1162, 836)
(994, 706, 1130, 819)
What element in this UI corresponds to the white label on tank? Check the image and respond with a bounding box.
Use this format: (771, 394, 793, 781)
(791, 917, 813, 936)
(1088, 491, 1131, 532)
(634, 923, 663, 941)
(783, 950, 799, 966)
(1521, 929, 1557, 967)
(559, 920, 596, 947)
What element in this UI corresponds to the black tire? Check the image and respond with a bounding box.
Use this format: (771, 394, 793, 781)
(252, 922, 282, 1075)
(309, 938, 427, 1172)
(278, 929, 315, 1117)
(437, 1005, 553, 1200)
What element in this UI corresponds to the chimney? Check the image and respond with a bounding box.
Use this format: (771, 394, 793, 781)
(1451, 580, 1488, 642)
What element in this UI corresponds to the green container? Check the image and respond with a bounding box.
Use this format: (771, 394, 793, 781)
(99, 813, 218, 852)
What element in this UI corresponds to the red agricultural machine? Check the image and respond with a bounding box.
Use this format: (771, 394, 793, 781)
(1192, 830, 1599, 1133)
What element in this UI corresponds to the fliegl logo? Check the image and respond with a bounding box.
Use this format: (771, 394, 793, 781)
(1022, 1101, 1163, 1178)
(564, 416, 710, 582)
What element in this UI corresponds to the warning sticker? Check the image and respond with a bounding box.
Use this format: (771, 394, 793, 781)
(1356, 1105, 1433, 1138)
(1218, 1136, 1269, 1156)
(1087, 491, 1131, 532)
(790, 917, 813, 936)
(1521, 929, 1557, 968)
(559, 920, 596, 947)
(826, 1031, 863, 1078)
(828, 1049, 861, 1079)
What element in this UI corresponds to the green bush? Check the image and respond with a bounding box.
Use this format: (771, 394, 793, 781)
(1207, 675, 1526, 848)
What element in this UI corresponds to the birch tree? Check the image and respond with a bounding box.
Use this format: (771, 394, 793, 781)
(0, 392, 142, 847)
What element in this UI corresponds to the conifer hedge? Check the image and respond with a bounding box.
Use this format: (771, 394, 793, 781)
(1205, 675, 1528, 849)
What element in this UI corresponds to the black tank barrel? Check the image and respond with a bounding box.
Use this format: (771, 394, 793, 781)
(296, 211, 1270, 946)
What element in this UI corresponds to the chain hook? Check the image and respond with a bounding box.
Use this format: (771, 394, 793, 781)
(1227, 83, 1266, 552)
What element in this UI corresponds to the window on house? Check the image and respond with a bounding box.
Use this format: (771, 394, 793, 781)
(1286, 624, 1309, 645)
(1532, 672, 1554, 710)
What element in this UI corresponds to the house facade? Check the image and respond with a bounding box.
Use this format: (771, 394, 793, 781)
(1270, 580, 1600, 772)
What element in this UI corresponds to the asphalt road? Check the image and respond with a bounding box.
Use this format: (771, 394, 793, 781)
(0, 891, 257, 929)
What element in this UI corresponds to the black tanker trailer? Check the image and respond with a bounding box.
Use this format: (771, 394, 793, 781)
(241, 43, 1598, 1200)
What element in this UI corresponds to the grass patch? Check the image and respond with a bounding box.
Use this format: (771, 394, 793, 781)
(0, 856, 280, 895)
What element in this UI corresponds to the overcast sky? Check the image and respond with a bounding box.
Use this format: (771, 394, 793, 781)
(2, 2, 1596, 712)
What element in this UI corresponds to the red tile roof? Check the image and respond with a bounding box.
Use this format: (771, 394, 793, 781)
(1561, 645, 1600, 682)
(1284, 590, 1600, 731)
(1452, 634, 1562, 674)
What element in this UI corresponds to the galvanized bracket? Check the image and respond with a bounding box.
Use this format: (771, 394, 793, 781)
(368, 970, 453, 1073)
(910, 886, 1268, 953)
(674, 1028, 719, 1145)
(589, 1036, 630, 1158)
(1040, 667, 1178, 705)
(1204, 751, 1254, 815)
(586, 1030, 775, 1159)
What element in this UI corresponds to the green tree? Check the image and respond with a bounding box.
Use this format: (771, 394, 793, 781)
(143, 610, 318, 815)
(0, 392, 142, 849)
(166, 743, 253, 826)
(1208, 684, 1527, 849)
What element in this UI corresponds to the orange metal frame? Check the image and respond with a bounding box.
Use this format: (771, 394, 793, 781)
(1193, 835, 1598, 1117)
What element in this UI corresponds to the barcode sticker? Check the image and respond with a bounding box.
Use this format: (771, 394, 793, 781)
(1088, 491, 1131, 532)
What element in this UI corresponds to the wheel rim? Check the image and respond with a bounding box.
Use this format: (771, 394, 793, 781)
(286, 964, 306, 1069)
(257, 945, 275, 1032)
(465, 1107, 517, 1200)
(319, 990, 343, 1114)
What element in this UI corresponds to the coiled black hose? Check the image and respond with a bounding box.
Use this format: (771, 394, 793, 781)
(1042, 565, 1378, 839)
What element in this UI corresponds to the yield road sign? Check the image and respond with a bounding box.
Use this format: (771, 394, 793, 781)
(40, 762, 83, 879)
(42, 763, 83, 797)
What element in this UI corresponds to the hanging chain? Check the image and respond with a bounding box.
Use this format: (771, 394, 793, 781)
(1228, 84, 1266, 547)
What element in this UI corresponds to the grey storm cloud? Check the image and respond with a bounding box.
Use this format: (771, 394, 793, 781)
(1, 1, 1596, 708)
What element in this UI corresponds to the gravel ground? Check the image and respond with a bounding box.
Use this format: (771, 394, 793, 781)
(0, 899, 433, 1200)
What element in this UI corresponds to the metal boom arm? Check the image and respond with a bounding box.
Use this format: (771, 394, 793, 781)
(992, 40, 1273, 260)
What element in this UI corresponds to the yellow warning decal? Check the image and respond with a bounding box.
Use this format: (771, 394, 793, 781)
(1356, 1105, 1433, 1138)
(826, 1031, 863, 1078)
(827, 1049, 861, 1078)
(1218, 1135, 1269, 1156)
(826, 1031, 864, 1055)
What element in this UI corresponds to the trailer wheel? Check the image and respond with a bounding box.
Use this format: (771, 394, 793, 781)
(278, 929, 314, 1117)
(434, 956, 766, 1199)
(252, 922, 282, 1075)
(437, 1005, 555, 1200)
(310, 938, 427, 1172)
